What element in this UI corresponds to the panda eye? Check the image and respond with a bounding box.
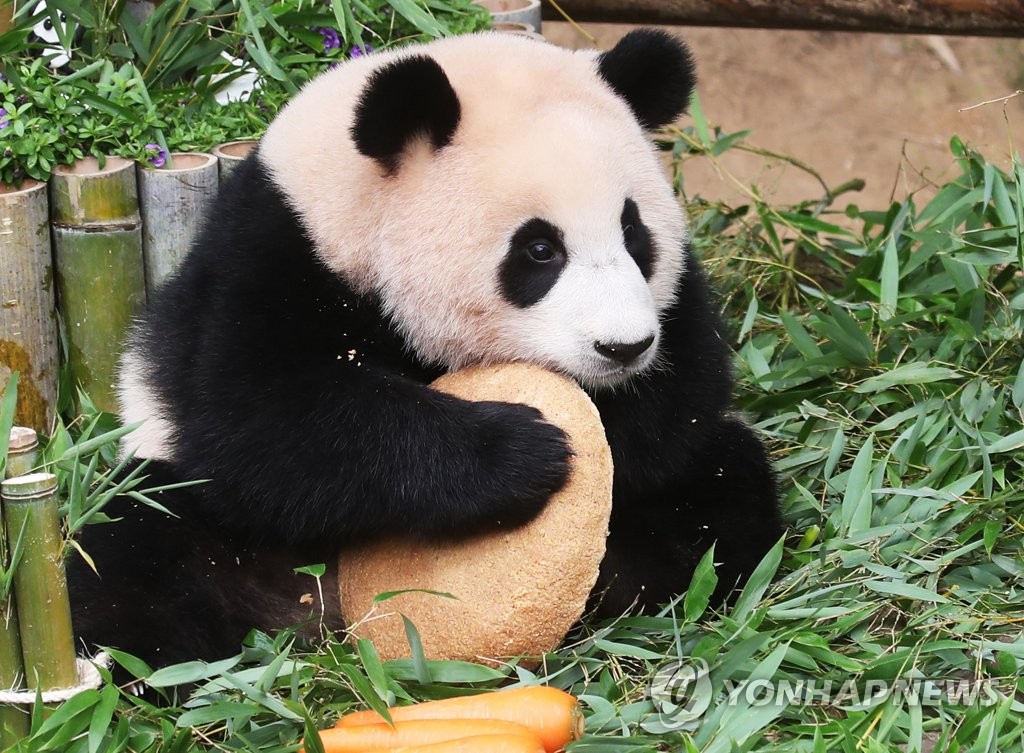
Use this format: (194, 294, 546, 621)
(43, 17, 53, 30)
(526, 240, 556, 263)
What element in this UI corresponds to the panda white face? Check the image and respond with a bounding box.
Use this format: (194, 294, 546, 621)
(495, 201, 661, 387)
(262, 32, 692, 390)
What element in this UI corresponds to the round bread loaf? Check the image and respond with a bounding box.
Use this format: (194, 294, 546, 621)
(337, 363, 614, 662)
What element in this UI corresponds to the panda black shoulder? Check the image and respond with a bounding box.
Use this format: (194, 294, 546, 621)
(134, 150, 428, 434)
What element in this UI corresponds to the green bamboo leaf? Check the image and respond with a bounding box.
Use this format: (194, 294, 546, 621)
(731, 536, 784, 621)
(776, 210, 850, 236)
(337, 661, 390, 720)
(880, 233, 900, 319)
(175, 702, 258, 728)
(402, 616, 431, 684)
(303, 714, 328, 753)
(0, 372, 18, 477)
(709, 129, 751, 157)
(855, 364, 961, 393)
(986, 428, 1024, 454)
(592, 640, 666, 661)
(386, 0, 446, 37)
(688, 91, 711, 149)
(816, 300, 874, 366)
(384, 659, 505, 684)
(147, 656, 240, 688)
(864, 580, 948, 603)
(55, 421, 143, 464)
(87, 683, 119, 753)
(780, 312, 822, 359)
(683, 545, 718, 623)
(356, 638, 393, 709)
(840, 435, 874, 535)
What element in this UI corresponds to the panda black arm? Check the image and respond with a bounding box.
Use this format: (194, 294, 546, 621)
(589, 247, 783, 614)
(133, 154, 570, 547)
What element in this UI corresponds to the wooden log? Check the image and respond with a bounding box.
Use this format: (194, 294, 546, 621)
(0, 181, 59, 433)
(49, 157, 146, 415)
(542, 0, 1024, 37)
(138, 152, 219, 292)
(1, 473, 77, 692)
(0, 487, 28, 747)
(212, 140, 257, 184)
(0, 0, 12, 36)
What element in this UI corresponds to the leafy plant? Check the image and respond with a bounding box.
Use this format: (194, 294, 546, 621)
(0, 0, 490, 185)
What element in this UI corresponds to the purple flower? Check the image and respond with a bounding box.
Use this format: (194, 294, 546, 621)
(349, 43, 373, 58)
(0, 108, 9, 130)
(315, 26, 341, 53)
(144, 143, 167, 168)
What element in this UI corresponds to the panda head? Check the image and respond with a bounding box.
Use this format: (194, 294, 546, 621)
(261, 30, 695, 389)
(29, 1, 76, 70)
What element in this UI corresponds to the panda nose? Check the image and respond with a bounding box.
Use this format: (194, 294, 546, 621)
(594, 335, 655, 365)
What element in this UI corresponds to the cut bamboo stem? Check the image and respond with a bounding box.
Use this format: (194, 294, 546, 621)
(1, 473, 77, 691)
(5, 428, 40, 480)
(0, 488, 27, 746)
(212, 140, 257, 184)
(138, 152, 219, 292)
(1, 180, 59, 433)
(49, 157, 146, 414)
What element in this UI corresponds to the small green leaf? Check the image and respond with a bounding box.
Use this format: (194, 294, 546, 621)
(683, 545, 718, 623)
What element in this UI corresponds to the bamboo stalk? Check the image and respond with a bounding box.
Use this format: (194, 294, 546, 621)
(5, 428, 40, 480)
(479, 0, 542, 32)
(49, 157, 146, 414)
(138, 152, 219, 292)
(1, 473, 77, 691)
(0, 490, 27, 746)
(212, 140, 257, 184)
(1, 180, 59, 433)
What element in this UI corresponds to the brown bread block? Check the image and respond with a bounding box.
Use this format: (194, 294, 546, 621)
(338, 363, 613, 662)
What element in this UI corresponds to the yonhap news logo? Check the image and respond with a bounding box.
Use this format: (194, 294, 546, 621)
(648, 659, 714, 727)
(648, 660, 1002, 729)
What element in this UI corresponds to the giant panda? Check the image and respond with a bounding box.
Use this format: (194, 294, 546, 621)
(67, 29, 782, 669)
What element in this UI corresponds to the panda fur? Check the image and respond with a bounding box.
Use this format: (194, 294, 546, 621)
(68, 29, 782, 668)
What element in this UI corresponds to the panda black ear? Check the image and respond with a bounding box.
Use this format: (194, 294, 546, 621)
(351, 55, 461, 173)
(597, 29, 696, 130)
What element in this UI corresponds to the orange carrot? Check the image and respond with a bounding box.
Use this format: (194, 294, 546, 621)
(334, 687, 583, 753)
(359, 733, 544, 753)
(306, 719, 541, 753)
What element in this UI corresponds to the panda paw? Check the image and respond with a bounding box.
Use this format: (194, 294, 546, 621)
(470, 401, 572, 528)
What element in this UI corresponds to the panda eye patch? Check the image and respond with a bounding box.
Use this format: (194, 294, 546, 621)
(621, 198, 654, 280)
(499, 218, 567, 308)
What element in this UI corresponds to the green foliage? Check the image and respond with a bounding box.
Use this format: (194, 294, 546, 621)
(3, 133, 1020, 752)
(3, 79, 1023, 749)
(0, 0, 490, 185)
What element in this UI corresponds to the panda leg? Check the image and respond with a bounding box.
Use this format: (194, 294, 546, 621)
(591, 417, 782, 617)
(67, 460, 342, 671)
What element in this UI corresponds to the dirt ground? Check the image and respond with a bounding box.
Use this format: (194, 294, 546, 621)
(545, 22, 1024, 213)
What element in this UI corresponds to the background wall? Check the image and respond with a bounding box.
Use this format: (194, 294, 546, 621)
(547, 23, 1024, 211)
